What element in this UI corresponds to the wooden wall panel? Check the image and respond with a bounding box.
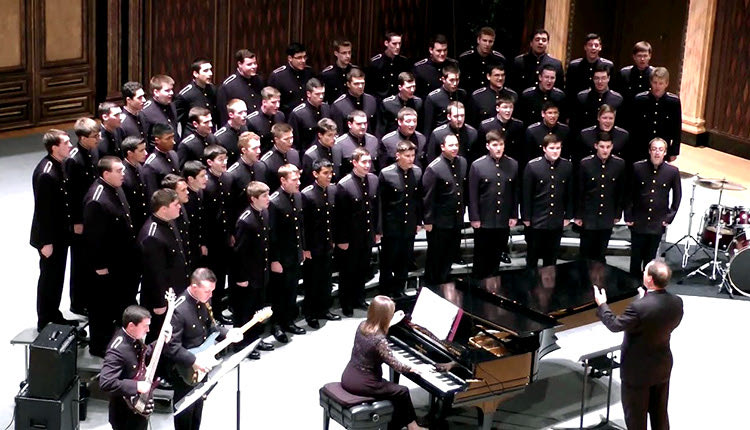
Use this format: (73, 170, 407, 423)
(0, 0, 23, 69)
(44, 0, 84, 62)
(370, 0, 428, 61)
(705, 0, 750, 143)
(300, 0, 363, 71)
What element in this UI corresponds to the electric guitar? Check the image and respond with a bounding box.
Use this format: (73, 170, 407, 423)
(177, 306, 272, 385)
(125, 288, 184, 416)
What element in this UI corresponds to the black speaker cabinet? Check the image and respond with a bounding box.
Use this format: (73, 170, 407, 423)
(15, 377, 80, 430)
(29, 324, 77, 399)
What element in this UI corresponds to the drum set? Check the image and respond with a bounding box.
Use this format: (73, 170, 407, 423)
(673, 174, 750, 297)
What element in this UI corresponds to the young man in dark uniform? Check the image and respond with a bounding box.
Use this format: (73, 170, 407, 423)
(121, 137, 149, 230)
(137, 189, 189, 342)
(214, 98, 248, 166)
(225, 131, 267, 227)
(319, 39, 355, 104)
(288, 78, 332, 151)
(97, 102, 125, 157)
(616, 41, 654, 104)
(100, 305, 171, 430)
(232, 181, 274, 358)
(594, 260, 683, 430)
(30, 129, 76, 331)
(142, 123, 179, 200)
(574, 132, 625, 262)
(378, 72, 423, 138)
(177, 107, 217, 167)
(379, 107, 426, 170)
(268, 42, 315, 115)
(260, 123, 301, 191)
(120, 81, 147, 140)
(66, 117, 100, 316)
(302, 118, 338, 186)
(216, 49, 264, 125)
(83, 157, 138, 356)
(141, 74, 179, 151)
(625, 138, 681, 276)
(378, 142, 423, 297)
(331, 110, 379, 178)
(175, 58, 217, 132)
(572, 64, 623, 137)
(565, 33, 614, 101)
(301, 160, 341, 327)
(413, 34, 458, 99)
(468, 64, 517, 127)
(422, 134, 468, 285)
(331, 67, 378, 135)
(422, 63, 467, 136)
(578, 104, 630, 164)
(426, 101, 478, 164)
(630, 67, 682, 162)
(458, 27, 506, 94)
(518, 64, 567, 127)
(521, 134, 573, 268)
(268, 164, 307, 341)
(509, 29, 564, 93)
(367, 31, 411, 100)
(335, 149, 380, 316)
(246, 87, 285, 153)
(477, 94, 525, 163)
(469, 130, 518, 278)
(524, 101, 570, 166)
(182, 161, 208, 271)
(167, 268, 242, 430)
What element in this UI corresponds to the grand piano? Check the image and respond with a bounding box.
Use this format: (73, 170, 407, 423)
(387, 260, 639, 429)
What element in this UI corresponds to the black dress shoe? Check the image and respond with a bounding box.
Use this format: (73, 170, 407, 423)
(342, 308, 354, 317)
(284, 323, 306, 335)
(69, 307, 88, 317)
(500, 252, 512, 264)
(355, 301, 369, 310)
(256, 340, 275, 351)
(306, 318, 320, 329)
(247, 350, 261, 360)
(323, 312, 341, 321)
(272, 326, 289, 343)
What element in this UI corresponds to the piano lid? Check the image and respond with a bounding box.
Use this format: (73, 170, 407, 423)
(473, 260, 639, 318)
(425, 280, 556, 337)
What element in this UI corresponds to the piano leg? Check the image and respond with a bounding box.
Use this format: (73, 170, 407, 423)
(476, 400, 503, 430)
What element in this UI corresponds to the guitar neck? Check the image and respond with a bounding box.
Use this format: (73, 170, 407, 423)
(143, 304, 178, 382)
(203, 313, 265, 358)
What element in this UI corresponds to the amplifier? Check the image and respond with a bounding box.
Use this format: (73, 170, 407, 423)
(29, 324, 77, 399)
(15, 377, 79, 430)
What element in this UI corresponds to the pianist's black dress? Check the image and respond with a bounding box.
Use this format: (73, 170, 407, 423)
(341, 322, 417, 429)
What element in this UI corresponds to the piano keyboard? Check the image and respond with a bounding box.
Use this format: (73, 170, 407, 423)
(388, 341, 466, 394)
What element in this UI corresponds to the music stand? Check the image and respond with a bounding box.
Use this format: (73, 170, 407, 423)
(173, 339, 260, 430)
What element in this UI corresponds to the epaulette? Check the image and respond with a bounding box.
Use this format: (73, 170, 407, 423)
(214, 127, 228, 137)
(414, 58, 428, 67)
(179, 84, 193, 96)
(428, 88, 441, 97)
(273, 65, 286, 74)
(551, 87, 565, 95)
(321, 65, 334, 73)
(270, 191, 280, 200)
(613, 126, 627, 133)
(666, 92, 678, 98)
(611, 154, 624, 161)
(427, 157, 442, 168)
(147, 222, 158, 236)
(529, 121, 543, 128)
(433, 124, 448, 132)
(304, 145, 318, 155)
(260, 151, 274, 162)
(474, 155, 488, 163)
(522, 87, 536, 95)
(577, 88, 591, 98)
(181, 134, 196, 143)
(144, 153, 156, 164)
(370, 54, 382, 62)
(292, 103, 306, 113)
(634, 90, 650, 99)
(582, 154, 595, 161)
(227, 162, 239, 172)
(143, 100, 153, 109)
(339, 174, 352, 184)
(528, 156, 543, 163)
(301, 184, 314, 193)
(223, 74, 237, 85)
(382, 164, 396, 172)
(382, 95, 396, 102)
(472, 87, 487, 96)
(492, 50, 503, 57)
(92, 184, 104, 201)
(480, 117, 496, 125)
(43, 161, 53, 174)
(239, 210, 251, 221)
(247, 111, 260, 119)
(382, 131, 398, 140)
(109, 336, 123, 350)
(334, 134, 348, 143)
(333, 94, 347, 104)
(621, 65, 633, 73)
(459, 49, 474, 57)
(569, 58, 582, 66)
(601, 58, 614, 66)
(69, 147, 80, 158)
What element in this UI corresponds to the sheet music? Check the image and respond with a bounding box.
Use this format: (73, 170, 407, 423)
(410, 288, 461, 340)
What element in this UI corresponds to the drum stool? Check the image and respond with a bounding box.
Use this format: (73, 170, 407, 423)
(319, 382, 394, 429)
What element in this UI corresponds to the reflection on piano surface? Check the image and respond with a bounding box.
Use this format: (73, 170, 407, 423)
(387, 260, 639, 429)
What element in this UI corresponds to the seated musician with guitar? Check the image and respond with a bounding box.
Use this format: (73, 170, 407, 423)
(341, 296, 427, 430)
(166, 268, 243, 430)
(100, 304, 173, 430)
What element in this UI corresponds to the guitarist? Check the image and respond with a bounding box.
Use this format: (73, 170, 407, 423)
(167, 267, 243, 430)
(100, 305, 172, 430)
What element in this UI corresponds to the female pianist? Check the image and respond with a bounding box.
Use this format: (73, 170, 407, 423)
(341, 295, 427, 430)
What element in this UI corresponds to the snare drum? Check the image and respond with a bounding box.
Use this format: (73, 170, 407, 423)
(734, 206, 750, 227)
(700, 205, 735, 250)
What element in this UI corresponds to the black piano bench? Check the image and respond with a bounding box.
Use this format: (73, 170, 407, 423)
(319, 382, 394, 430)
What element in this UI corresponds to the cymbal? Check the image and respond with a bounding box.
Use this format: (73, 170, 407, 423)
(697, 178, 747, 191)
(680, 170, 698, 180)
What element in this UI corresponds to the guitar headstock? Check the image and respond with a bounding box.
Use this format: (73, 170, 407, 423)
(254, 306, 273, 322)
(165, 288, 185, 310)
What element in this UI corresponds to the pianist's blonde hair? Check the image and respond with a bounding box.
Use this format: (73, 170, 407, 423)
(361, 295, 395, 335)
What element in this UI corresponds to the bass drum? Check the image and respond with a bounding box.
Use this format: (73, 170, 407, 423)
(728, 230, 750, 296)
